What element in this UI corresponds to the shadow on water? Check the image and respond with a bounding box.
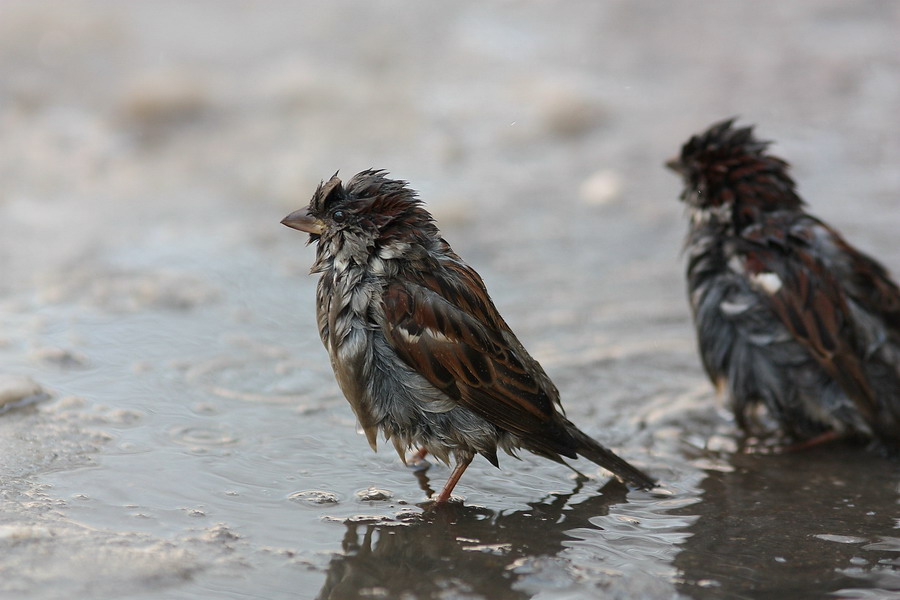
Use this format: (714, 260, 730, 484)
(317, 478, 631, 600)
(673, 444, 900, 599)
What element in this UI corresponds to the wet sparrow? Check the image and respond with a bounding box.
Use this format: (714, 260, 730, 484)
(668, 119, 900, 451)
(282, 170, 655, 502)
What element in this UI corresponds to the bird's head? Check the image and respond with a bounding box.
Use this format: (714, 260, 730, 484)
(282, 170, 439, 266)
(666, 118, 803, 216)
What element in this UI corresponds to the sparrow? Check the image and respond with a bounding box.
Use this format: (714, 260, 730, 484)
(281, 169, 655, 502)
(667, 119, 900, 451)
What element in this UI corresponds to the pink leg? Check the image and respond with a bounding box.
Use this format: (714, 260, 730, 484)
(434, 456, 473, 503)
(784, 430, 840, 452)
(406, 447, 430, 472)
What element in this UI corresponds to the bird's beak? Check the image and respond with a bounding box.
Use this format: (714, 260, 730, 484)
(664, 156, 684, 174)
(281, 209, 325, 235)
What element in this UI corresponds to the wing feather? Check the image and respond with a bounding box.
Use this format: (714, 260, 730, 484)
(741, 220, 881, 427)
(381, 261, 559, 441)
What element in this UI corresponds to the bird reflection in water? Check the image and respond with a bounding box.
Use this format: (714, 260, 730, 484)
(672, 444, 900, 599)
(316, 478, 630, 600)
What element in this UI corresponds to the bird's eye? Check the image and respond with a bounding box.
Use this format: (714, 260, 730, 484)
(332, 210, 347, 223)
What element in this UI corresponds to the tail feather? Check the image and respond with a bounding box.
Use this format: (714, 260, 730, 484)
(567, 424, 656, 489)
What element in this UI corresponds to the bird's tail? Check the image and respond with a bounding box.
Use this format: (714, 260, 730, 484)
(566, 422, 657, 489)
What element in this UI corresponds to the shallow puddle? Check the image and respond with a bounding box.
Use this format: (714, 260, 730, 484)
(2, 2, 899, 598)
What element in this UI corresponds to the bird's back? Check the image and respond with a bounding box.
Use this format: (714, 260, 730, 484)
(686, 207, 900, 446)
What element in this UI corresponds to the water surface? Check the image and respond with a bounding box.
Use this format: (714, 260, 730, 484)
(1, 2, 898, 598)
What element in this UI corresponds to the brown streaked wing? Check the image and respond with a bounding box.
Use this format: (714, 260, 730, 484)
(745, 240, 880, 427)
(831, 227, 900, 336)
(381, 279, 558, 439)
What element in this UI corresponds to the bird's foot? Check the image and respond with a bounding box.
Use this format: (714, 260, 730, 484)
(430, 455, 472, 505)
(782, 430, 840, 453)
(740, 431, 840, 454)
(406, 447, 431, 471)
(739, 435, 790, 455)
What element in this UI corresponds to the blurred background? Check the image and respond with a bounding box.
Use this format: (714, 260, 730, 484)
(1, 2, 898, 599)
